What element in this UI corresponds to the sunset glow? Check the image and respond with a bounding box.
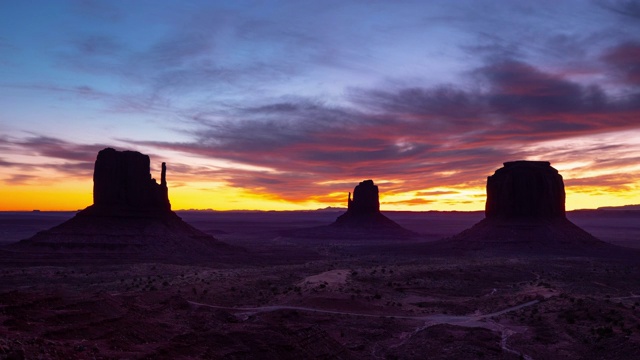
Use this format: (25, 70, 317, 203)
(1, 1, 639, 211)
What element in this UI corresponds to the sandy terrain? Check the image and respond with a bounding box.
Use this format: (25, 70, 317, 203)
(1, 209, 639, 359)
(302, 269, 349, 286)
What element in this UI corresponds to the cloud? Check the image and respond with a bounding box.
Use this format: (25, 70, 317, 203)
(4, 0, 640, 208)
(601, 41, 640, 86)
(382, 198, 435, 206)
(0, 136, 116, 185)
(55, 5, 345, 106)
(598, 0, 640, 19)
(71, 0, 123, 23)
(3, 174, 39, 185)
(0, 158, 19, 167)
(128, 55, 640, 203)
(73, 35, 124, 57)
(351, 85, 485, 121)
(415, 190, 460, 196)
(480, 60, 597, 115)
(7, 47, 636, 205)
(565, 173, 639, 192)
(15, 136, 106, 162)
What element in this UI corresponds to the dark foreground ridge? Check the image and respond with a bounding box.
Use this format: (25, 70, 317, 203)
(430, 161, 622, 256)
(5, 148, 236, 263)
(286, 180, 416, 239)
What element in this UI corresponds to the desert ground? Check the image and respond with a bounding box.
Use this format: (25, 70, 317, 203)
(1, 209, 640, 359)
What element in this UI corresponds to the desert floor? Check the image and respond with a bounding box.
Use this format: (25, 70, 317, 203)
(1, 209, 639, 359)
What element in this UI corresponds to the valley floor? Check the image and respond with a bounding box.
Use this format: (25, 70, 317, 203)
(1, 210, 639, 359)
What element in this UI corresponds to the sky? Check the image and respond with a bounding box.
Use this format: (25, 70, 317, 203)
(1, 0, 640, 211)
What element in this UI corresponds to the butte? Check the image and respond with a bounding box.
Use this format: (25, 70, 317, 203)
(432, 161, 619, 256)
(6, 148, 234, 263)
(333, 180, 409, 231)
(287, 180, 415, 239)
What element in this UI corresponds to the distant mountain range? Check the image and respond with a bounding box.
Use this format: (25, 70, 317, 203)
(174, 205, 640, 214)
(596, 204, 640, 211)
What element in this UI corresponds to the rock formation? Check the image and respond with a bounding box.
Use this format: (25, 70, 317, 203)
(485, 161, 565, 219)
(9, 148, 234, 262)
(435, 161, 613, 256)
(92, 148, 170, 213)
(334, 180, 398, 228)
(347, 179, 380, 214)
(282, 180, 415, 240)
(331, 180, 415, 237)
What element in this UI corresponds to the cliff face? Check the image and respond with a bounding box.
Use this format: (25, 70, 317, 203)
(437, 160, 608, 256)
(347, 180, 380, 214)
(11, 148, 234, 262)
(93, 148, 170, 212)
(332, 180, 414, 237)
(485, 161, 565, 219)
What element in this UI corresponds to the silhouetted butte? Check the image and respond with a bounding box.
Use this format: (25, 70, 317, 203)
(485, 161, 565, 219)
(283, 179, 415, 239)
(90, 147, 170, 214)
(434, 161, 614, 256)
(330, 180, 415, 237)
(8, 148, 233, 262)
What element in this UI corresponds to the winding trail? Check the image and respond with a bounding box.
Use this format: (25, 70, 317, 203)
(189, 299, 540, 359)
(188, 299, 539, 322)
(612, 294, 640, 300)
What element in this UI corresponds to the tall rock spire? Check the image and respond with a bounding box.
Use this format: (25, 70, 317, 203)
(161, 162, 167, 187)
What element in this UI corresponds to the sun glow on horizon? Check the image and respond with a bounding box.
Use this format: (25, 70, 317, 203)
(3, 178, 639, 212)
(1, 1, 640, 213)
(0, 180, 92, 211)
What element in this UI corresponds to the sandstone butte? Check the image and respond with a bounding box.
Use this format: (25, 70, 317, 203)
(9, 148, 233, 263)
(436, 160, 614, 256)
(331, 179, 416, 236)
